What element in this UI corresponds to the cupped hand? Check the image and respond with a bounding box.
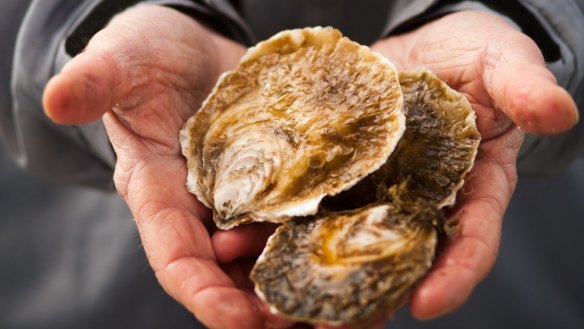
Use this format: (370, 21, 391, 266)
(371, 10, 579, 322)
(43, 5, 295, 329)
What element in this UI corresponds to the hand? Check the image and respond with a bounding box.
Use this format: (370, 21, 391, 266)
(371, 10, 579, 323)
(43, 5, 294, 329)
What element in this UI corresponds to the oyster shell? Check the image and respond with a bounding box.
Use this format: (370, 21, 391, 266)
(387, 69, 480, 207)
(250, 203, 439, 325)
(180, 27, 405, 229)
(323, 68, 481, 211)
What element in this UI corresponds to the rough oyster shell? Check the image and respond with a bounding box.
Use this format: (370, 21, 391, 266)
(387, 69, 480, 207)
(250, 203, 439, 326)
(323, 68, 481, 211)
(180, 27, 405, 229)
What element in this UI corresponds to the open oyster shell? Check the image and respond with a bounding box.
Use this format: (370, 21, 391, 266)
(251, 203, 439, 326)
(180, 27, 405, 229)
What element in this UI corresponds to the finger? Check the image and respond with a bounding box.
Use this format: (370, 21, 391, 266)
(483, 32, 579, 134)
(409, 127, 522, 320)
(410, 205, 499, 320)
(219, 259, 299, 328)
(212, 223, 279, 263)
(161, 258, 266, 329)
(42, 17, 140, 125)
(119, 157, 268, 328)
(43, 5, 224, 126)
(43, 50, 120, 124)
(104, 111, 268, 328)
(220, 258, 257, 290)
(136, 198, 267, 328)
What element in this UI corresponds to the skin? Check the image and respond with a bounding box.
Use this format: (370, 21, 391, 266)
(42, 5, 579, 329)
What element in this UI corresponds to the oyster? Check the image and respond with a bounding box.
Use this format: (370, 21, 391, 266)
(386, 69, 480, 207)
(250, 203, 439, 326)
(180, 27, 405, 229)
(323, 68, 481, 211)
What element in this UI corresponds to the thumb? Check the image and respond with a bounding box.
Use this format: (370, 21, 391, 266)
(483, 32, 579, 134)
(42, 5, 158, 126)
(42, 5, 209, 126)
(43, 45, 123, 124)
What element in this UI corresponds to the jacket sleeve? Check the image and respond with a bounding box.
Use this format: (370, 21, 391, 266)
(6, 0, 253, 189)
(381, 0, 584, 177)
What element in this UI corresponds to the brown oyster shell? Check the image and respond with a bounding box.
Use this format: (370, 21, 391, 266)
(250, 203, 439, 326)
(180, 27, 405, 229)
(323, 68, 481, 211)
